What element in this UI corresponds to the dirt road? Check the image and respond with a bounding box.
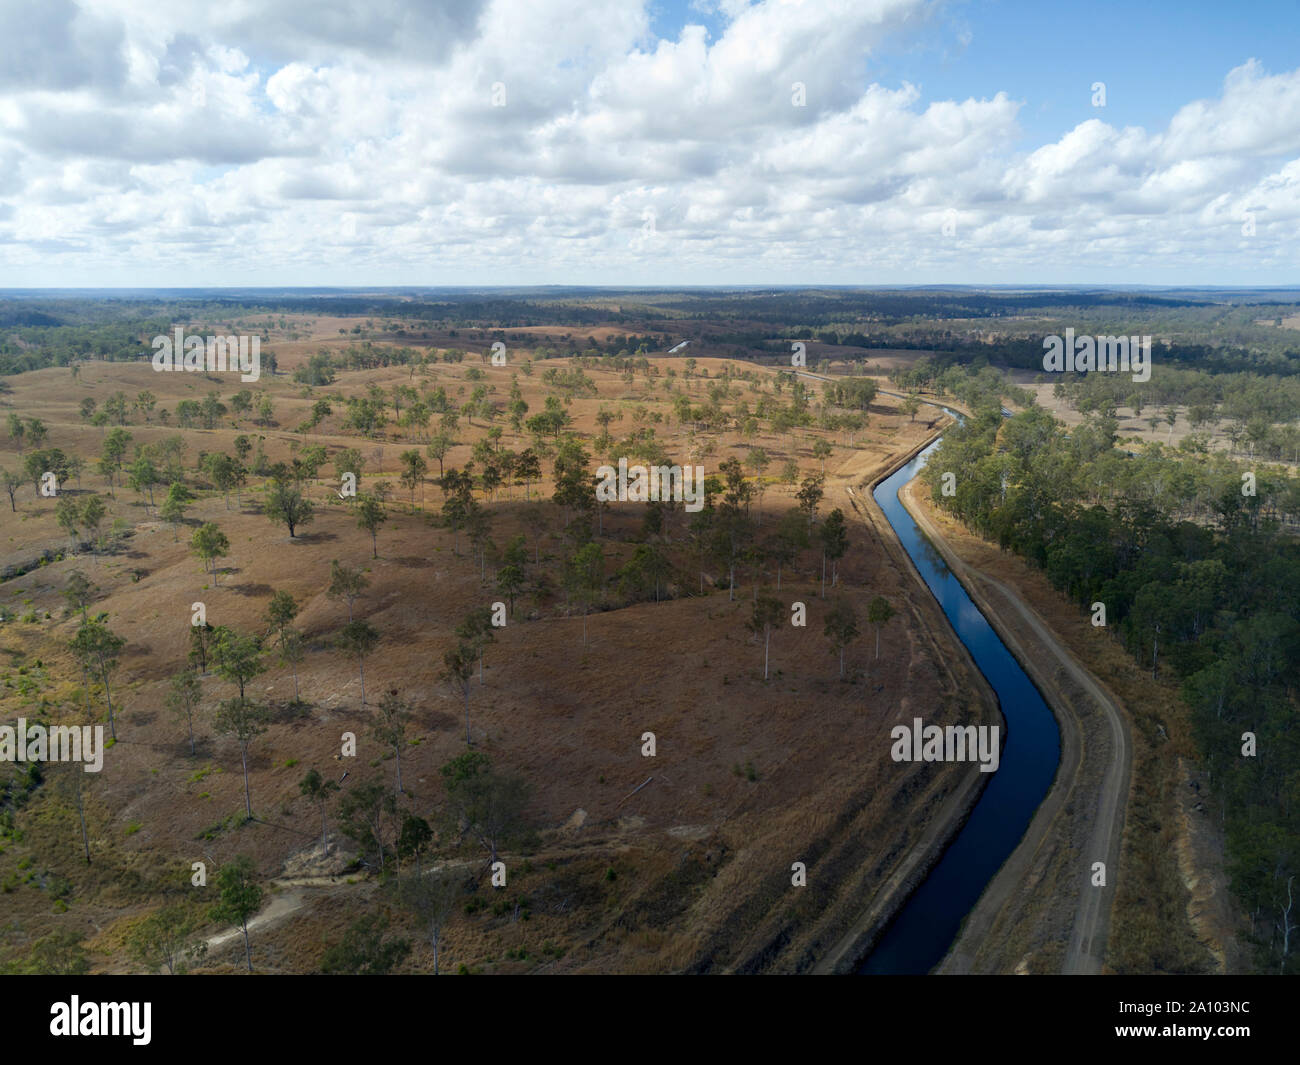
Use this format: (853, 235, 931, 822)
(900, 479, 1131, 974)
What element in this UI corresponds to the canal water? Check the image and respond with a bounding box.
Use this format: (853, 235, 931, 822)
(858, 431, 1061, 974)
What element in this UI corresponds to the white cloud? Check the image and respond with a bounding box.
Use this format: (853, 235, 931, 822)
(0, 0, 1296, 284)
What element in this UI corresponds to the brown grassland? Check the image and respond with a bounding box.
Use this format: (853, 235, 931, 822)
(0, 320, 998, 974)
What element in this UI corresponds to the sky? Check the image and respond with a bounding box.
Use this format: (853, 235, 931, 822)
(0, 0, 1297, 287)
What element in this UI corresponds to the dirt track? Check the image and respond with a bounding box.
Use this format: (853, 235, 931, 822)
(899, 478, 1132, 974)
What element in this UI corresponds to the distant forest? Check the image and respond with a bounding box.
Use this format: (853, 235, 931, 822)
(4, 287, 1299, 379)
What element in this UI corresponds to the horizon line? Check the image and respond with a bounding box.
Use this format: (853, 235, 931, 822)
(3, 283, 1300, 294)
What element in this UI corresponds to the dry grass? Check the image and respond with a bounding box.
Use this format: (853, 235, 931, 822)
(0, 319, 980, 973)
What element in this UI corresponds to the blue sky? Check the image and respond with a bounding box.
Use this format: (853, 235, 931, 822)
(650, 0, 1300, 145)
(878, 1, 1300, 144)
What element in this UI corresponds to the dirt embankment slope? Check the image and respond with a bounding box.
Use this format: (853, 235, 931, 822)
(811, 413, 1004, 974)
(900, 476, 1128, 973)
